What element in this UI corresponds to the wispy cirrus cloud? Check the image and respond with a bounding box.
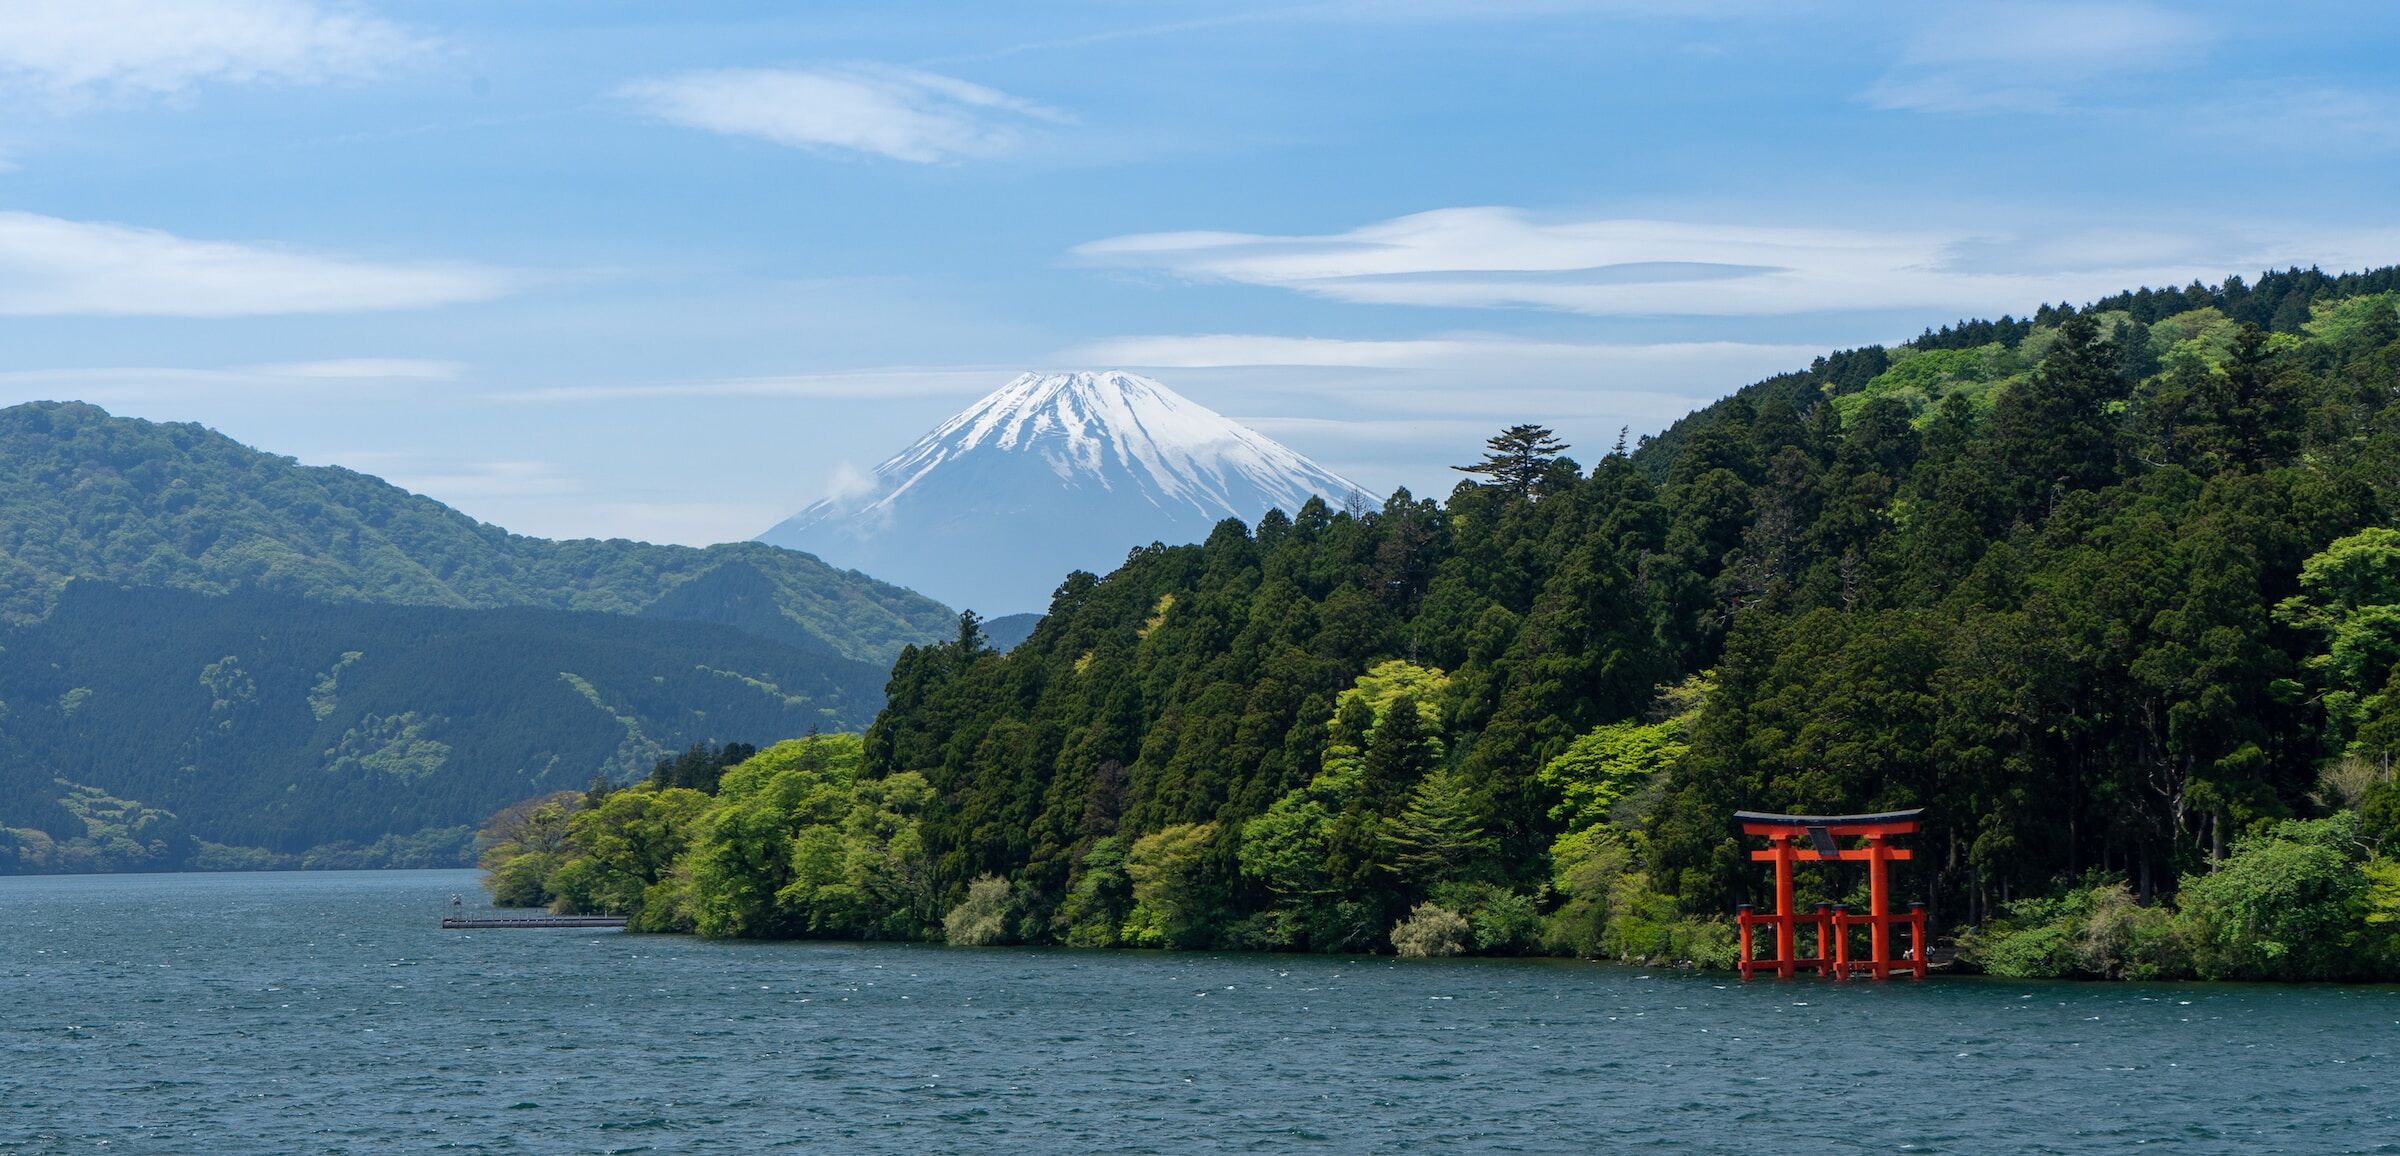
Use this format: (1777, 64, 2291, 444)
(248, 357, 462, 380)
(1863, 1, 2214, 114)
(1064, 333, 1829, 429)
(1050, 334, 1838, 491)
(621, 65, 1066, 163)
(490, 366, 1011, 403)
(0, 359, 466, 405)
(1075, 207, 2400, 318)
(1069, 332, 1820, 380)
(0, 210, 520, 315)
(0, 0, 428, 107)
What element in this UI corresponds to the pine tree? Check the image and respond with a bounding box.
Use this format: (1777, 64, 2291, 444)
(1454, 424, 1568, 496)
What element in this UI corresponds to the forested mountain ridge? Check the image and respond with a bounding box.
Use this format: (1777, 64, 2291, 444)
(0, 401, 954, 664)
(1631, 264, 2400, 482)
(490, 267, 2400, 979)
(0, 582, 888, 872)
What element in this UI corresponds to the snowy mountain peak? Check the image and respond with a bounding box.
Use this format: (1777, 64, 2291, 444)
(757, 370, 1368, 613)
(876, 370, 1362, 520)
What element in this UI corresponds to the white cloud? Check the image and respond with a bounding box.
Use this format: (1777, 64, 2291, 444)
(0, 0, 427, 106)
(621, 65, 1065, 163)
(0, 210, 520, 315)
(1864, 1, 2213, 113)
(1075, 207, 2400, 318)
(248, 357, 462, 379)
(821, 461, 878, 501)
(490, 367, 1010, 403)
(0, 359, 465, 406)
(1071, 332, 1821, 379)
(1056, 333, 1846, 491)
(940, 0, 1763, 64)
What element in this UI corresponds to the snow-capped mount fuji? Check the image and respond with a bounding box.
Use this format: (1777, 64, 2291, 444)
(757, 371, 1369, 614)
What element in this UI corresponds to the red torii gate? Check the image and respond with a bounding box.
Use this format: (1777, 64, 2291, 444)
(1733, 808, 1927, 980)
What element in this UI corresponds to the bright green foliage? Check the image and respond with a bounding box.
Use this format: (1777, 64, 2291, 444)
(1236, 663, 1474, 948)
(1540, 697, 1696, 835)
(944, 874, 1013, 945)
(485, 736, 940, 940)
(1832, 344, 2006, 424)
(1385, 768, 1497, 885)
(688, 735, 936, 939)
(2280, 529, 2400, 756)
(2303, 292, 2400, 350)
(1054, 835, 1133, 946)
(1325, 660, 1451, 769)
(1969, 880, 2189, 980)
(1237, 793, 1339, 902)
(476, 791, 583, 909)
(1971, 815, 2400, 982)
(1389, 902, 1470, 957)
(308, 651, 363, 721)
(2177, 816, 2372, 981)
(545, 785, 710, 930)
(322, 712, 453, 783)
(1123, 822, 1220, 948)
(1427, 881, 1542, 953)
(2367, 858, 2400, 929)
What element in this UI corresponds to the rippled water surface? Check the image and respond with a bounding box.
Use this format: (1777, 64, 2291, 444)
(4, 870, 2398, 1153)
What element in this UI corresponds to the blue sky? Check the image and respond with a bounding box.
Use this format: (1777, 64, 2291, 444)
(2, 0, 2396, 545)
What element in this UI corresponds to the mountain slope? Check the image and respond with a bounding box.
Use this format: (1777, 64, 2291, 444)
(0, 582, 891, 871)
(758, 371, 1368, 613)
(0, 401, 953, 664)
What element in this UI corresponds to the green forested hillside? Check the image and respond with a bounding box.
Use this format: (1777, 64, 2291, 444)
(0, 401, 954, 663)
(0, 582, 887, 872)
(487, 267, 2400, 977)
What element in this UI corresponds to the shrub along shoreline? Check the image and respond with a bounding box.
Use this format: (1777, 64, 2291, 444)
(479, 736, 2400, 980)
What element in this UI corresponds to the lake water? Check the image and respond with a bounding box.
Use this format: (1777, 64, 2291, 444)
(2, 870, 2395, 1154)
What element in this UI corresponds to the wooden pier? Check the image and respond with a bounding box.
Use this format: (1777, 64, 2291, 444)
(439, 914, 628, 930)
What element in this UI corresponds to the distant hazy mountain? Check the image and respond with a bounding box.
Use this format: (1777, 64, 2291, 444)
(0, 583, 889, 872)
(0, 400, 960, 873)
(757, 371, 1369, 613)
(0, 401, 953, 664)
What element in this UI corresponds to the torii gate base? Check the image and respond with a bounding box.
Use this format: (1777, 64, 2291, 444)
(1733, 809, 1928, 980)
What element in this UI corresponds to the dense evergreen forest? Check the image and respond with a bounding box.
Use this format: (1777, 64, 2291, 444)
(0, 583, 886, 873)
(0, 401, 955, 664)
(490, 267, 2400, 979)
